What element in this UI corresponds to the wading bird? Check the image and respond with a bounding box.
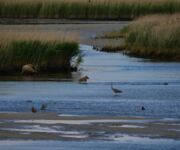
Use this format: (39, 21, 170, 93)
(31, 106, 37, 113)
(111, 83, 122, 94)
(78, 76, 89, 83)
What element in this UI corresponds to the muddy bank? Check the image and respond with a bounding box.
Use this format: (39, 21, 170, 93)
(0, 21, 128, 48)
(0, 112, 180, 140)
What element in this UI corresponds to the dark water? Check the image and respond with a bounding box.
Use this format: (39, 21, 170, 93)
(0, 45, 180, 118)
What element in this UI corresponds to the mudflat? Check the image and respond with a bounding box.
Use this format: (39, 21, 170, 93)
(0, 112, 180, 140)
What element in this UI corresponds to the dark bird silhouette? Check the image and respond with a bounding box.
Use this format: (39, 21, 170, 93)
(111, 83, 122, 94)
(141, 106, 145, 111)
(31, 106, 37, 113)
(78, 76, 89, 83)
(163, 82, 168, 85)
(40, 104, 47, 111)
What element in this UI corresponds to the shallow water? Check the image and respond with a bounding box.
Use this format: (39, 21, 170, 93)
(0, 45, 180, 118)
(0, 138, 180, 150)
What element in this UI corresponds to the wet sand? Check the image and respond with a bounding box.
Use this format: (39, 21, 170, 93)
(0, 112, 180, 140)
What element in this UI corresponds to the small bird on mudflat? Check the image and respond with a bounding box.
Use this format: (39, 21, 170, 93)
(111, 83, 122, 94)
(78, 76, 89, 83)
(31, 106, 37, 113)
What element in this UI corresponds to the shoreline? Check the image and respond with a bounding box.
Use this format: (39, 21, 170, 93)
(0, 112, 180, 140)
(0, 22, 128, 76)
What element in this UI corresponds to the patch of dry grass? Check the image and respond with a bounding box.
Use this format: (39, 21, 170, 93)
(124, 14, 180, 60)
(100, 45, 126, 52)
(97, 30, 124, 39)
(0, 30, 77, 42)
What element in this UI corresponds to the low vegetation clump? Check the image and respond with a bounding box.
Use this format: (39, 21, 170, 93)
(96, 14, 180, 60)
(0, 31, 79, 74)
(100, 45, 126, 52)
(123, 14, 180, 61)
(99, 26, 130, 39)
(0, 0, 180, 20)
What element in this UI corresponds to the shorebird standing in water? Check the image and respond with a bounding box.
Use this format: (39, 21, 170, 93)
(111, 83, 122, 95)
(78, 76, 90, 83)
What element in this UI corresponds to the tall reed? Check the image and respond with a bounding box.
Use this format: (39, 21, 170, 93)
(123, 14, 180, 61)
(0, 31, 79, 74)
(0, 0, 180, 19)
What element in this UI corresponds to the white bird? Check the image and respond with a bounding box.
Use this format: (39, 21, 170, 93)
(22, 64, 38, 75)
(111, 83, 122, 94)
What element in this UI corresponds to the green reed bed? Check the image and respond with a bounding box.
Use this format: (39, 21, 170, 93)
(0, 31, 79, 74)
(123, 14, 180, 61)
(0, 0, 180, 20)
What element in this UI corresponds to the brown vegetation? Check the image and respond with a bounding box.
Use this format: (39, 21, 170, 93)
(124, 14, 180, 61)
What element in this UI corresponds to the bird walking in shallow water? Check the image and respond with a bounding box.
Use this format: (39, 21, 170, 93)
(111, 83, 122, 95)
(78, 76, 89, 83)
(31, 106, 37, 113)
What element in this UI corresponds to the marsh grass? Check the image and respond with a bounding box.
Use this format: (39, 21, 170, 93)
(0, 31, 79, 74)
(123, 14, 180, 61)
(96, 30, 125, 39)
(0, 0, 180, 19)
(100, 45, 126, 52)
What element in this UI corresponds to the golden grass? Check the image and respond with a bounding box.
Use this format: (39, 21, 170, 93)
(124, 14, 180, 60)
(0, 30, 78, 43)
(97, 30, 124, 39)
(101, 45, 126, 52)
(97, 14, 180, 59)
